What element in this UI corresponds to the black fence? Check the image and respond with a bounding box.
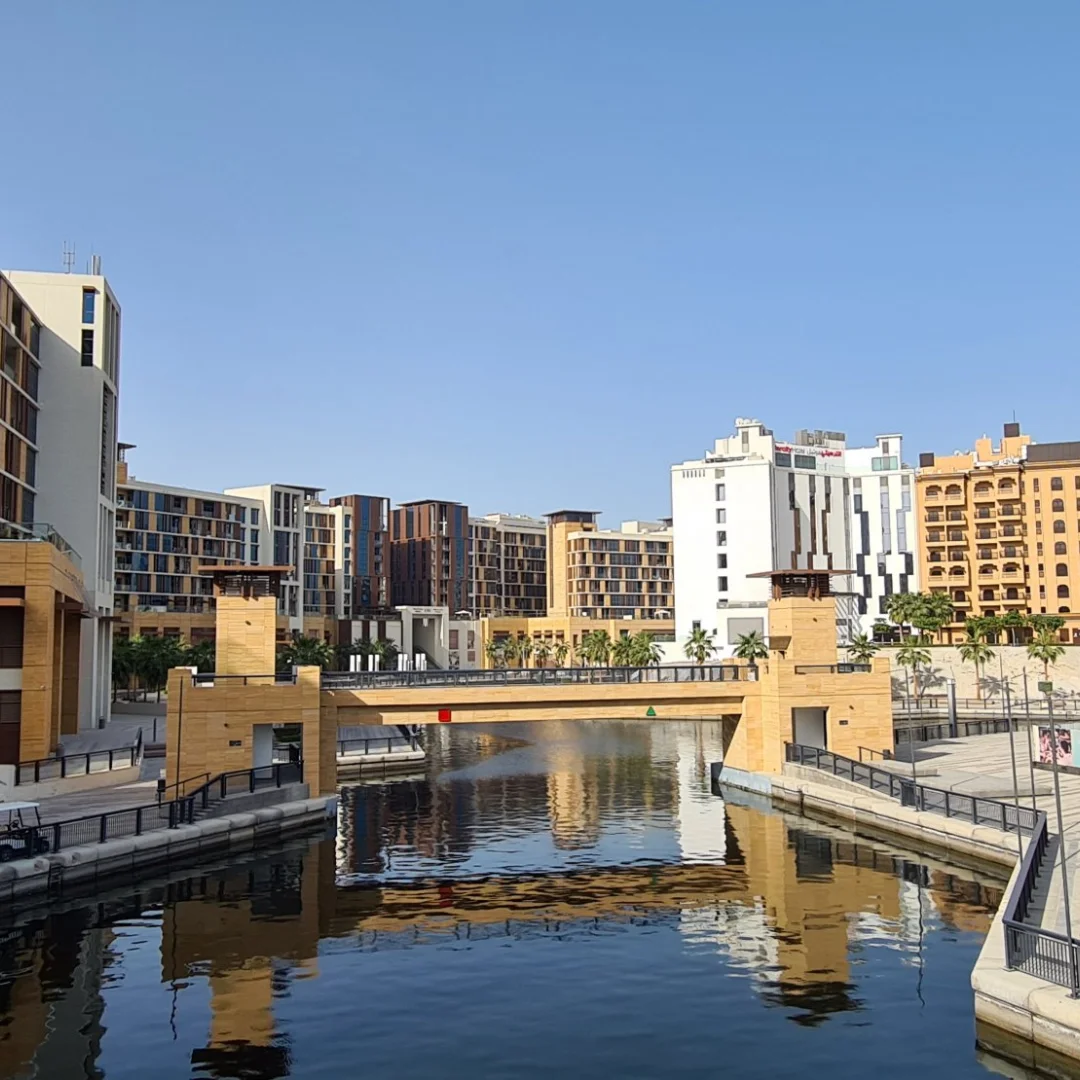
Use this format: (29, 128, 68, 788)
(0, 761, 303, 862)
(191, 672, 298, 687)
(321, 663, 749, 691)
(337, 734, 422, 757)
(784, 742, 1038, 833)
(787, 740, 1080, 993)
(1002, 811, 1080, 992)
(15, 733, 143, 786)
(892, 716, 1015, 744)
(793, 663, 872, 674)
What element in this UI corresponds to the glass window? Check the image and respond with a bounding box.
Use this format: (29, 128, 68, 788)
(718, 576, 728, 592)
(716, 531, 726, 546)
(1052, 477, 1064, 491)
(80, 329, 94, 367)
(82, 288, 96, 324)
(774, 451, 792, 468)
(793, 454, 817, 470)
(715, 483, 726, 500)
(716, 508, 726, 524)
(717, 554, 727, 568)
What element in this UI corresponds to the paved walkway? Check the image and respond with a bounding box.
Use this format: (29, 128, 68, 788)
(886, 731, 1080, 940)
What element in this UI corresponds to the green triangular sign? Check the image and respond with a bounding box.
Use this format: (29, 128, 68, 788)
(646, 706, 657, 717)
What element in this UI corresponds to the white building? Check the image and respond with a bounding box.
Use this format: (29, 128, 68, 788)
(671, 419, 857, 658)
(845, 435, 918, 636)
(8, 269, 121, 728)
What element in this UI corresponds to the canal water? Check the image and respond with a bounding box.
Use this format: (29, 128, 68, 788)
(0, 720, 1051, 1079)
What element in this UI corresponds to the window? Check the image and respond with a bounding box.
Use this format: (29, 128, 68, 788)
(715, 483, 726, 500)
(1056, 542, 1067, 555)
(716, 531, 726, 546)
(717, 554, 727, 569)
(1059, 585, 1070, 599)
(80, 329, 94, 367)
(716, 508, 726, 524)
(1053, 499, 1065, 512)
(1037, 521, 1043, 535)
(1052, 476, 1064, 491)
(774, 451, 792, 467)
(1054, 520, 1066, 534)
(82, 288, 96, 324)
(1033, 479, 1040, 493)
(1035, 501, 1042, 513)
(718, 577, 728, 592)
(871, 456, 899, 471)
(1057, 563, 1069, 576)
(793, 454, 816, 470)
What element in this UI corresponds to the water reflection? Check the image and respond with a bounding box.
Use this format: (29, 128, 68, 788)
(0, 721, 1033, 1079)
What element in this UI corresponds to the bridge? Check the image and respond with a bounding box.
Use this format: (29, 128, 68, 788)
(164, 568, 898, 797)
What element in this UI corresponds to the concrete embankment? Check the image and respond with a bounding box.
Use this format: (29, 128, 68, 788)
(719, 764, 1080, 1068)
(0, 795, 337, 903)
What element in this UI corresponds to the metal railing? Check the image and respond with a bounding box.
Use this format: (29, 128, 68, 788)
(191, 672, 298, 687)
(1002, 813, 1080, 990)
(0, 521, 81, 567)
(892, 716, 1015, 744)
(15, 733, 143, 786)
(896, 695, 1080, 718)
(321, 663, 748, 691)
(858, 745, 892, 762)
(793, 663, 871, 674)
(784, 742, 1038, 833)
(1, 761, 304, 861)
(337, 734, 422, 756)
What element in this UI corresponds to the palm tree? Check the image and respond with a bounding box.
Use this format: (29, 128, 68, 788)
(912, 592, 954, 643)
(1027, 614, 1065, 637)
(278, 635, 335, 670)
(1028, 629, 1066, 682)
(885, 593, 919, 639)
(956, 629, 994, 702)
(998, 609, 1026, 646)
(629, 631, 662, 667)
(132, 634, 187, 701)
(683, 627, 716, 666)
(184, 639, 216, 674)
(369, 638, 398, 671)
(111, 634, 137, 701)
(517, 636, 534, 669)
(610, 634, 635, 667)
(552, 640, 570, 669)
(896, 641, 932, 698)
(579, 630, 613, 666)
(733, 631, 769, 663)
(845, 633, 878, 665)
(533, 639, 552, 669)
(500, 637, 519, 668)
(485, 639, 507, 669)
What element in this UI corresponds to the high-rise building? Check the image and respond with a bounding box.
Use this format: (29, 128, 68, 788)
(389, 500, 469, 610)
(329, 493, 390, 613)
(845, 434, 919, 635)
(546, 511, 673, 621)
(7, 268, 122, 730)
(916, 421, 1080, 644)
(468, 513, 547, 616)
(670, 419, 858, 657)
(114, 445, 261, 641)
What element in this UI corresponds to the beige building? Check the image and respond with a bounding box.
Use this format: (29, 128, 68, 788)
(468, 512, 547, 616)
(917, 421, 1080, 643)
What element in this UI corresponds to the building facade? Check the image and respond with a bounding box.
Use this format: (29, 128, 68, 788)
(468, 513, 547, 616)
(115, 446, 261, 641)
(329, 493, 389, 613)
(845, 434, 918, 635)
(7, 268, 121, 730)
(917, 422, 1080, 643)
(546, 512, 673, 621)
(670, 419, 857, 658)
(389, 500, 469, 611)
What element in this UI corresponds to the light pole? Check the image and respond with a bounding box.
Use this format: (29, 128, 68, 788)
(1045, 688, 1079, 997)
(1023, 667, 1038, 812)
(904, 664, 918, 793)
(1000, 652, 1023, 860)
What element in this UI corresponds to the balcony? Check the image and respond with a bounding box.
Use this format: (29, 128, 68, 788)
(925, 489, 942, 501)
(925, 533, 945, 545)
(0, 521, 81, 569)
(974, 508, 996, 520)
(1001, 593, 1027, 606)
(947, 531, 966, 542)
(946, 568, 970, 585)
(946, 491, 965, 502)
(952, 595, 971, 608)
(925, 511, 943, 523)
(1001, 568, 1024, 583)
(946, 510, 966, 522)
(973, 487, 996, 503)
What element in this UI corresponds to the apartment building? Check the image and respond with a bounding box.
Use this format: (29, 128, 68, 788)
(670, 419, 857, 657)
(547, 511, 674, 621)
(917, 422, 1080, 643)
(0, 269, 120, 761)
(389, 500, 469, 611)
(7, 267, 121, 731)
(302, 501, 351, 632)
(329, 493, 389, 613)
(468, 513, 547, 616)
(115, 446, 261, 641)
(846, 435, 919, 634)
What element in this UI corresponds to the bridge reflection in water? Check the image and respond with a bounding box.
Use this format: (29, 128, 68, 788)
(0, 722, 1006, 1080)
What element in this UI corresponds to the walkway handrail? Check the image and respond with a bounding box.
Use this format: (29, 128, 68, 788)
(320, 663, 749, 691)
(157, 770, 210, 803)
(786, 740, 1080, 992)
(784, 742, 1037, 833)
(15, 736, 144, 787)
(337, 734, 421, 756)
(2, 761, 305, 862)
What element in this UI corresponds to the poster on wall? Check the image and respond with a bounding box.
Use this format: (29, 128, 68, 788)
(1038, 725, 1075, 767)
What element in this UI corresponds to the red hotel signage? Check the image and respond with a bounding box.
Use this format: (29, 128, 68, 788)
(775, 444, 843, 458)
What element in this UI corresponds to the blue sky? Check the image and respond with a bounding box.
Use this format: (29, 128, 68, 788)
(4, 2, 1079, 525)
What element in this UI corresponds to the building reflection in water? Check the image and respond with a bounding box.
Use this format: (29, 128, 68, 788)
(0, 722, 1006, 1078)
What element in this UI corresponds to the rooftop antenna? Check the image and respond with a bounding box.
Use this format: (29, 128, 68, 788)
(91, 253, 102, 275)
(62, 242, 75, 274)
